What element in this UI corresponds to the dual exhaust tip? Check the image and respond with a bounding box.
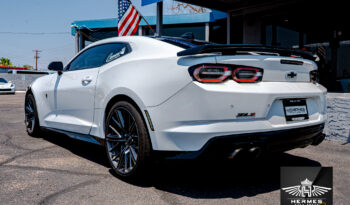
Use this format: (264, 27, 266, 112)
(228, 147, 262, 160)
(227, 133, 326, 160)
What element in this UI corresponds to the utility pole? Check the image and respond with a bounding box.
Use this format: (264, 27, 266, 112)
(33, 50, 41, 71)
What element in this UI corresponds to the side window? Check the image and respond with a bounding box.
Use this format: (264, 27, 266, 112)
(104, 44, 129, 63)
(66, 43, 130, 71)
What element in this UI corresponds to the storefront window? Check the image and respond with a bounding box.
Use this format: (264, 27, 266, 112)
(265, 24, 302, 48)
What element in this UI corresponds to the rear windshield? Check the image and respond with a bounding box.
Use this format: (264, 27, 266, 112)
(156, 37, 213, 49)
(0, 78, 7, 83)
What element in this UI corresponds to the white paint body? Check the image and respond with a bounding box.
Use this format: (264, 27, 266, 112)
(29, 36, 327, 151)
(0, 78, 15, 94)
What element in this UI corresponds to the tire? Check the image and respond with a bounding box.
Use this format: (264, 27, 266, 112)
(105, 101, 151, 179)
(24, 94, 42, 137)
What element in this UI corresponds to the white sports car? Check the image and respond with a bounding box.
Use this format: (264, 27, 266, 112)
(0, 78, 15, 94)
(25, 36, 327, 178)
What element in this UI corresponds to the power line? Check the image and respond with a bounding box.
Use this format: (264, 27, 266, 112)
(0, 32, 69, 35)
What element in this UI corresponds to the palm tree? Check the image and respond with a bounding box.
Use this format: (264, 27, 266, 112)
(0, 57, 13, 66)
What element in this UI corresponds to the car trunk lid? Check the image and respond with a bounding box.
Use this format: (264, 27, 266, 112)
(178, 44, 317, 82)
(215, 55, 316, 82)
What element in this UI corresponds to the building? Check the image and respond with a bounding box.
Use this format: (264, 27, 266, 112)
(72, 1, 350, 92)
(71, 11, 226, 51)
(0, 66, 27, 73)
(176, 0, 350, 91)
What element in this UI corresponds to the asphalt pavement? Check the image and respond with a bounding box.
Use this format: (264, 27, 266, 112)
(1, 93, 349, 205)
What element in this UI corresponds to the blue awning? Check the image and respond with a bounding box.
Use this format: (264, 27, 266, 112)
(141, 0, 162, 6)
(71, 11, 226, 35)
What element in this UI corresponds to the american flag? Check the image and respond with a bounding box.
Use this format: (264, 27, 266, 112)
(118, 0, 141, 36)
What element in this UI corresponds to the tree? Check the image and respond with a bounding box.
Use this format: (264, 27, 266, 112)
(23, 65, 34, 70)
(169, 1, 207, 14)
(0, 57, 13, 66)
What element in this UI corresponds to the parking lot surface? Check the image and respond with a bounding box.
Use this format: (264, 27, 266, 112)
(1, 93, 350, 205)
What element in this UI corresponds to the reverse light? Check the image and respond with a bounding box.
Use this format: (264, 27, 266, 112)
(232, 67, 263, 82)
(192, 65, 231, 83)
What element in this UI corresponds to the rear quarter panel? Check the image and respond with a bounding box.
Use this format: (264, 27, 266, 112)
(92, 38, 218, 142)
(94, 38, 217, 109)
(95, 56, 192, 109)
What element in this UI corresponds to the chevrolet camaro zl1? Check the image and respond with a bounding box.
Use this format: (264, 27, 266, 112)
(24, 36, 327, 178)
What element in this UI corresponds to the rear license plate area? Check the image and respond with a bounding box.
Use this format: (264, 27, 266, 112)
(283, 99, 309, 121)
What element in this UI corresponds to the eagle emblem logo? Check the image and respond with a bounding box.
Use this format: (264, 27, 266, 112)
(282, 178, 332, 197)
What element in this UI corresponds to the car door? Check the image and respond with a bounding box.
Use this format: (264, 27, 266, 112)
(48, 43, 128, 134)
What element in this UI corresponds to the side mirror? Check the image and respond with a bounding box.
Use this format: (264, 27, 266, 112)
(48, 62, 63, 73)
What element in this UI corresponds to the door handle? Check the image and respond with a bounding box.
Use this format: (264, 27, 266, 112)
(82, 76, 93, 84)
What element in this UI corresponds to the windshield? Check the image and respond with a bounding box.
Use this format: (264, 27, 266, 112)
(0, 78, 8, 83)
(155, 36, 214, 49)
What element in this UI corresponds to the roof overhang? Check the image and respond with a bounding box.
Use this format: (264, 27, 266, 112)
(177, 0, 348, 14)
(71, 11, 226, 36)
(176, 0, 283, 12)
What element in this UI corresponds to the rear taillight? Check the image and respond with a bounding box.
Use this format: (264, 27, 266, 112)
(310, 70, 319, 83)
(232, 67, 263, 82)
(192, 65, 231, 83)
(189, 64, 263, 83)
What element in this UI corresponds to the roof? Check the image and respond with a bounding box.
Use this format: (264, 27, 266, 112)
(177, 0, 291, 12)
(0, 66, 27, 70)
(77, 36, 184, 61)
(71, 10, 226, 35)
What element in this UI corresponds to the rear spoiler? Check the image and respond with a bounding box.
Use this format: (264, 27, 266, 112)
(177, 44, 315, 61)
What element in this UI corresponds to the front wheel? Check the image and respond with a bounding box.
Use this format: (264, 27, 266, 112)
(24, 94, 42, 137)
(105, 101, 151, 179)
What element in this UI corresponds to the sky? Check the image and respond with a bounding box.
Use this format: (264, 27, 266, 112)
(0, 0, 202, 70)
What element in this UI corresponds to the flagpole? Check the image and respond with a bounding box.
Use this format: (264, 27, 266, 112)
(140, 14, 156, 36)
(156, 1, 162, 36)
(130, 2, 156, 36)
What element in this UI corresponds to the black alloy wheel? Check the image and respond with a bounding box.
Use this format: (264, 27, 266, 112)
(25, 94, 41, 137)
(105, 101, 151, 178)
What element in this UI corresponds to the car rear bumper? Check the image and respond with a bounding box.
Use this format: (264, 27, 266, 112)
(147, 81, 327, 151)
(154, 123, 325, 159)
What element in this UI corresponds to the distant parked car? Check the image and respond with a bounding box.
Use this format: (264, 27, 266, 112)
(0, 78, 15, 94)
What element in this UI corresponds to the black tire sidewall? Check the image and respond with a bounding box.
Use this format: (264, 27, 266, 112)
(25, 94, 41, 137)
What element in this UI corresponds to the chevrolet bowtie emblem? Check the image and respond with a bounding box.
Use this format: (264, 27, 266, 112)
(286, 71, 297, 79)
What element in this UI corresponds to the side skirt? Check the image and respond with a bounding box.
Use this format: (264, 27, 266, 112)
(41, 127, 105, 146)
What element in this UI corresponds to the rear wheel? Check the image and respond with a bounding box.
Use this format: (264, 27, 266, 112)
(105, 101, 151, 179)
(25, 94, 42, 137)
